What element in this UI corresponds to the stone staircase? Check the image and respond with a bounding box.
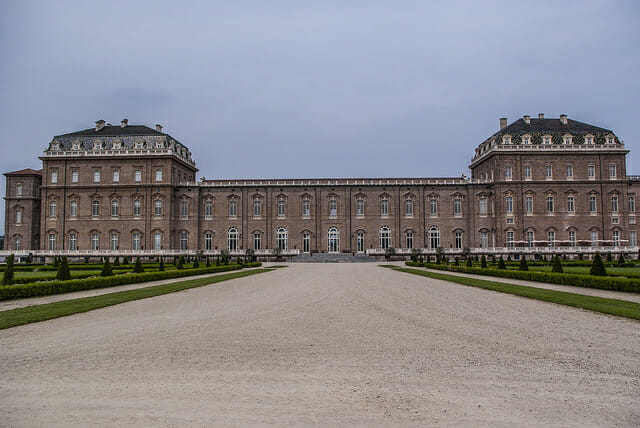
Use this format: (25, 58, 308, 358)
(291, 252, 377, 263)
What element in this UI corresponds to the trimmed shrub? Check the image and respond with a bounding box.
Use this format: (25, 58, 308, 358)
(618, 253, 625, 266)
(590, 252, 607, 277)
(159, 258, 165, 272)
(3, 254, 15, 285)
(497, 256, 506, 270)
(606, 253, 613, 263)
(133, 257, 144, 274)
(193, 259, 200, 269)
(518, 254, 529, 271)
(113, 257, 120, 267)
(466, 257, 472, 267)
(480, 255, 487, 269)
(100, 259, 113, 277)
(205, 257, 211, 267)
(176, 256, 185, 270)
(56, 256, 71, 281)
(454, 258, 459, 266)
(123, 256, 129, 265)
(551, 255, 563, 273)
(221, 250, 230, 265)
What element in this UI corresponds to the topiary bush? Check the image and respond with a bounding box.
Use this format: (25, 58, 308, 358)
(466, 257, 472, 267)
(551, 255, 563, 273)
(518, 254, 529, 271)
(113, 257, 120, 267)
(100, 259, 113, 277)
(3, 254, 15, 285)
(56, 256, 71, 281)
(497, 256, 506, 270)
(480, 255, 487, 269)
(159, 257, 165, 272)
(618, 253, 625, 266)
(193, 258, 200, 269)
(590, 252, 607, 276)
(176, 256, 185, 270)
(133, 257, 144, 273)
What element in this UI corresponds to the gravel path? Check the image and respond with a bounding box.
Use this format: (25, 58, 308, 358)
(1, 263, 638, 426)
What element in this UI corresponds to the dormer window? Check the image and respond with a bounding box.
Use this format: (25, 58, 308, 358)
(72, 142, 80, 150)
(502, 136, 511, 144)
(585, 136, 593, 144)
(563, 135, 572, 144)
(522, 136, 530, 144)
(543, 136, 551, 145)
(93, 142, 102, 150)
(134, 141, 143, 149)
(113, 142, 122, 150)
(607, 136, 614, 144)
(51, 143, 60, 151)
(155, 141, 163, 149)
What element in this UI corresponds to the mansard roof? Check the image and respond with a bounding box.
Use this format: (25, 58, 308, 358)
(496, 118, 612, 137)
(54, 124, 166, 138)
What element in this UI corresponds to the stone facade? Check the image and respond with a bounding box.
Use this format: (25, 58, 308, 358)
(3, 115, 639, 255)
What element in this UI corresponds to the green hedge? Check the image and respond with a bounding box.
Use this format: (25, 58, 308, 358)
(410, 262, 640, 293)
(0, 263, 262, 300)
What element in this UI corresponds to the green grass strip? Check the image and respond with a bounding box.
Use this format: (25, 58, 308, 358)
(0, 269, 272, 330)
(384, 266, 640, 321)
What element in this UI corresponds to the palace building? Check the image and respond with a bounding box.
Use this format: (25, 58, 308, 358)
(3, 114, 638, 258)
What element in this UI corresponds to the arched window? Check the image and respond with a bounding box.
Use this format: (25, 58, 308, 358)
(428, 226, 440, 249)
(328, 227, 340, 253)
(227, 227, 239, 251)
(379, 226, 391, 249)
(276, 227, 288, 250)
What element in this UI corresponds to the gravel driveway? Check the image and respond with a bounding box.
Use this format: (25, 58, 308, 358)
(1, 263, 638, 426)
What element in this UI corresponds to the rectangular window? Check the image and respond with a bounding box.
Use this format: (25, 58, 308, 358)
(505, 196, 513, 214)
(357, 232, 364, 252)
(16, 183, 23, 196)
(51, 170, 58, 184)
(630, 217, 636, 225)
(609, 165, 617, 179)
(48, 233, 56, 251)
(629, 197, 636, 212)
(204, 200, 213, 218)
(49, 201, 57, 217)
(303, 233, 310, 253)
(113, 170, 120, 183)
(589, 196, 597, 213)
(569, 230, 576, 247)
(180, 200, 188, 218)
(525, 196, 533, 214)
(566, 165, 573, 179)
(155, 169, 162, 182)
(630, 231, 637, 247)
(71, 170, 78, 183)
(134, 170, 142, 182)
(253, 200, 261, 217)
(91, 233, 99, 250)
(548, 231, 556, 247)
(93, 170, 100, 183)
(506, 231, 514, 247)
(254, 233, 262, 251)
(612, 196, 619, 213)
(480, 231, 488, 248)
(430, 199, 437, 216)
(69, 233, 77, 251)
(567, 196, 575, 213)
(588, 165, 595, 179)
(154, 232, 162, 250)
(111, 200, 119, 216)
(591, 230, 598, 246)
(613, 230, 620, 246)
(454, 231, 462, 249)
(479, 197, 487, 215)
(524, 165, 532, 180)
(14, 237, 20, 251)
(229, 200, 237, 217)
(277, 200, 285, 217)
(133, 233, 141, 250)
(15, 209, 22, 224)
(303, 200, 311, 217)
(180, 232, 188, 250)
(504, 166, 512, 180)
(406, 232, 414, 249)
(154, 199, 162, 216)
(527, 231, 534, 247)
(133, 199, 141, 216)
(110, 233, 118, 250)
(380, 199, 389, 216)
(546, 196, 554, 213)
(405, 199, 413, 216)
(204, 233, 213, 251)
(356, 199, 364, 216)
(329, 200, 337, 217)
(545, 165, 553, 179)
(453, 198, 462, 216)
(92, 200, 100, 216)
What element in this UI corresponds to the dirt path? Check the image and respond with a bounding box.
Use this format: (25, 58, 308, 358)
(0, 264, 638, 426)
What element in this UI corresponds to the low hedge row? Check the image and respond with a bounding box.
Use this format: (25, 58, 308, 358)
(0, 263, 261, 300)
(409, 262, 640, 293)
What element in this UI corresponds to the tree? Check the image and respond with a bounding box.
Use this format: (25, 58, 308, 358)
(159, 257, 165, 272)
(176, 256, 185, 270)
(606, 252, 613, 263)
(101, 258, 113, 277)
(205, 257, 211, 267)
(122, 256, 129, 265)
(551, 255, 564, 273)
(193, 258, 200, 269)
(113, 256, 120, 267)
(518, 254, 529, 271)
(506, 254, 512, 262)
(133, 257, 144, 273)
(3, 254, 15, 285)
(590, 252, 607, 276)
(618, 253, 625, 266)
(221, 249, 231, 264)
(480, 255, 487, 269)
(497, 256, 506, 270)
(56, 256, 71, 281)
(466, 257, 472, 267)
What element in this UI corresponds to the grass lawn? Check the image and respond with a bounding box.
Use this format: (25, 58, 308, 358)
(0, 268, 272, 330)
(384, 266, 640, 321)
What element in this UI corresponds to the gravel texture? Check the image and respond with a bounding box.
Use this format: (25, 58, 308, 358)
(1, 263, 638, 426)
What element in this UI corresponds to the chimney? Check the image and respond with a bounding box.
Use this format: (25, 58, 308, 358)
(120, 118, 128, 128)
(95, 119, 106, 131)
(559, 114, 568, 125)
(499, 117, 507, 130)
(155, 124, 163, 132)
(523, 115, 531, 124)
(538, 113, 544, 119)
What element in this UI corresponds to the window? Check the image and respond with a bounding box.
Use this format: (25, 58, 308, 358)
(205, 232, 213, 251)
(429, 199, 438, 216)
(329, 199, 337, 217)
(564, 136, 572, 144)
(110, 233, 118, 250)
(505, 196, 513, 214)
(522, 136, 530, 144)
(69, 233, 77, 251)
(454, 231, 462, 249)
(546, 196, 554, 213)
(229, 200, 237, 218)
(545, 165, 553, 179)
(629, 197, 636, 212)
(48, 233, 56, 251)
(630, 231, 637, 247)
(302, 199, 311, 217)
(154, 199, 162, 216)
(51, 170, 58, 184)
(612, 217, 619, 224)
(91, 233, 99, 250)
(14, 236, 20, 251)
(479, 197, 487, 215)
(504, 166, 512, 180)
(16, 183, 22, 196)
(155, 170, 162, 182)
(380, 199, 389, 216)
(111, 199, 119, 217)
(453, 198, 462, 216)
(253, 200, 261, 217)
(524, 165, 532, 180)
(548, 231, 556, 247)
(113, 170, 120, 183)
(254, 233, 262, 251)
(526, 231, 534, 247)
(406, 232, 414, 249)
(89, 200, 99, 216)
(180, 232, 188, 250)
(630, 217, 636, 225)
(588, 165, 595, 179)
(93, 170, 100, 183)
(133, 199, 141, 216)
(356, 199, 364, 216)
(357, 232, 364, 252)
(480, 231, 488, 248)
(566, 166, 573, 179)
(278, 200, 286, 217)
(204, 200, 213, 218)
(180, 200, 188, 218)
(613, 230, 620, 246)
(154, 232, 162, 250)
(70, 200, 78, 217)
(543, 136, 551, 145)
(302, 232, 311, 253)
(71, 170, 78, 183)
(133, 232, 141, 251)
(525, 196, 533, 214)
(586, 136, 593, 144)
(612, 196, 619, 213)
(589, 196, 597, 213)
(567, 196, 575, 213)
(49, 200, 57, 217)
(380, 226, 392, 249)
(134, 170, 142, 182)
(609, 165, 617, 179)
(328, 227, 340, 252)
(428, 226, 440, 249)
(591, 230, 598, 246)
(275, 227, 287, 250)
(569, 231, 576, 247)
(15, 208, 22, 224)
(405, 199, 413, 216)
(506, 231, 514, 247)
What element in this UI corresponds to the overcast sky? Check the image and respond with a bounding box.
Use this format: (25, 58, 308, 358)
(1, 1, 639, 234)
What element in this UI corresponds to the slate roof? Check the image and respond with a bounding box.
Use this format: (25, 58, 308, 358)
(54, 124, 166, 138)
(4, 168, 42, 176)
(498, 118, 613, 136)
